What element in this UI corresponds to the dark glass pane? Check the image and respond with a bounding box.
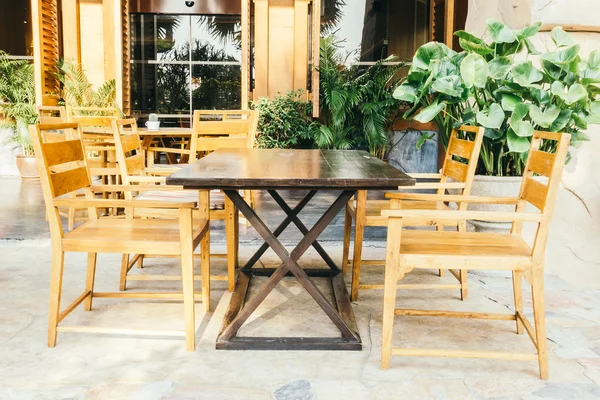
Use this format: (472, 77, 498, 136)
(191, 15, 241, 62)
(157, 64, 191, 115)
(192, 65, 241, 110)
(156, 15, 191, 61)
(0, 0, 32, 56)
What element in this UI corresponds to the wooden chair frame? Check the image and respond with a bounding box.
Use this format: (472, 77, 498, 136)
(112, 119, 239, 292)
(344, 125, 484, 301)
(37, 106, 67, 124)
(30, 122, 210, 351)
(380, 131, 571, 379)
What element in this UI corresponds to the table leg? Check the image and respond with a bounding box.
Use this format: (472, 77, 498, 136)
(217, 189, 361, 350)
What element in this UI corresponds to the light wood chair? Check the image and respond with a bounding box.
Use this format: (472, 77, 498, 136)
(66, 106, 121, 119)
(37, 106, 67, 124)
(344, 125, 484, 301)
(380, 130, 570, 379)
(30, 122, 210, 351)
(112, 119, 239, 292)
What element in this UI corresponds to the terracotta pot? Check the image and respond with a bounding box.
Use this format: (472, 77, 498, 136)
(15, 155, 39, 179)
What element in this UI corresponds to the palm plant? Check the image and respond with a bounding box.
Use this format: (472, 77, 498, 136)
(0, 51, 37, 155)
(55, 60, 120, 113)
(316, 36, 405, 158)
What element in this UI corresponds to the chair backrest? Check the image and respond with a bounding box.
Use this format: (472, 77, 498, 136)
(29, 122, 95, 238)
(189, 109, 259, 161)
(112, 118, 145, 185)
(37, 106, 67, 124)
(438, 125, 485, 199)
(513, 130, 570, 261)
(67, 106, 120, 119)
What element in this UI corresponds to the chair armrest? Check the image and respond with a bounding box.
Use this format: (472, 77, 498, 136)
(90, 184, 186, 193)
(54, 198, 196, 209)
(407, 182, 466, 190)
(385, 193, 521, 204)
(381, 209, 541, 223)
(408, 173, 443, 180)
(145, 167, 180, 175)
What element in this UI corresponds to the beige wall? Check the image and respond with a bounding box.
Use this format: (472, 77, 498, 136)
(79, 0, 105, 88)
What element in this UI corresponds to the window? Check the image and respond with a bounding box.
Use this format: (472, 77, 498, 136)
(130, 14, 242, 127)
(0, 0, 33, 59)
(321, 0, 430, 66)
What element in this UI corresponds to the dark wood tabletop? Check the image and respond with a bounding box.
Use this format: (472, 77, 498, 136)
(166, 148, 414, 190)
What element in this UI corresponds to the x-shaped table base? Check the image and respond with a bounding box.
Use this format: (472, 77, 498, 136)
(216, 189, 362, 350)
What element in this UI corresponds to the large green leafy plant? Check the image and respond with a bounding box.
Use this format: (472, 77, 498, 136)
(317, 36, 405, 158)
(0, 52, 37, 156)
(394, 20, 600, 176)
(252, 90, 317, 149)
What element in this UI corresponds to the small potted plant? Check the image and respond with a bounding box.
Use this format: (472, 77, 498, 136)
(0, 52, 39, 179)
(146, 113, 160, 131)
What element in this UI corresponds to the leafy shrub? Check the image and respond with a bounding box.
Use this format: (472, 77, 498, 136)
(252, 90, 318, 149)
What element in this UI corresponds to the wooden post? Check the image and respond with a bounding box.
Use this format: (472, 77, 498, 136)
(62, 0, 82, 65)
(311, 0, 320, 117)
(293, 0, 309, 91)
(253, 0, 269, 100)
(241, 0, 250, 108)
(445, 0, 455, 46)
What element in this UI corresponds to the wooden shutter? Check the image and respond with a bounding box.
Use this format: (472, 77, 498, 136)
(32, 0, 61, 106)
(121, 0, 131, 115)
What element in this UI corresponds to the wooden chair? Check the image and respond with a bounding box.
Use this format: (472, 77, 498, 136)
(112, 119, 239, 292)
(380, 130, 570, 379)
(344, 125, 484, 301)
(29, 122, 210, 351)
(37, 106, 67, 124)
(66, 106, 121, 119)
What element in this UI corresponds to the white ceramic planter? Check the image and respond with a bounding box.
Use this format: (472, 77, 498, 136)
(467, 175, 523, 233)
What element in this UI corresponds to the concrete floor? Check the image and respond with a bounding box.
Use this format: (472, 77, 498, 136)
(1, 177, 600, 399)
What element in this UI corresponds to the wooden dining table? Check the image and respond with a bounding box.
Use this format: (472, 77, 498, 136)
(166, 148, 415, 350)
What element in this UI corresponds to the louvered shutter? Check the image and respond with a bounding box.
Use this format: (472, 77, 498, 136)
(32, 0, 60, 105)
(121, 0, 131, 115)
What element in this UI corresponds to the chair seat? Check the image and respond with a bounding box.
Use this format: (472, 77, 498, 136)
(397, 230, 532, 270)
(62, 218, 207, 255)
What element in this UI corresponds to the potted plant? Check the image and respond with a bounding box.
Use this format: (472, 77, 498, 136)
(0, 52, 39, 179)
(393, 20, 600, 231)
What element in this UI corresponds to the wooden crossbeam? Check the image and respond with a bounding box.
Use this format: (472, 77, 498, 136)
(391, 348, 537, 361)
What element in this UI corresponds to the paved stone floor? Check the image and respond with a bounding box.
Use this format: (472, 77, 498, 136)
(1, 177, 600, 399)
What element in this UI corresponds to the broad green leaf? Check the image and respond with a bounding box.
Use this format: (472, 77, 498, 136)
(484, 128, 503, 140)
(529, 105, 560, 128)
(501, 94, 521, 111)
(581, 68, 600, 85)
(530, 88, 551, 104)
(513, 61, 544, 87)
(454, 30, 487, 45)
(476, 103, 505, 129)
(572, 113, 588, 130)
(487, 19, 517, 43)
(541, 59, 564, 80)
(591, 101, 600, 115)
(488, 57, 511, 79)
(589, 50, 600, 69)
(524, 38, 541, 55)
(406, 69, 427, 84)
(416, 132, 436, 150)
(510, 103, 534, 137)
(460, 53, 489, 88)
(517, 21, 542, 39)
(551, 26, 576, 47)
(431, 75, 464, 97)
(455, 31, 494, 55)
(393, 84, 418, 103)
(414, 101, 446, 123)
(549, 109, 572, 132)
(507, 128, 531, 152)
(412, 42, 456, 70)
(541, 45, 581, 66)
(431, 59, 459, 78)
(551, 82, 588, 105)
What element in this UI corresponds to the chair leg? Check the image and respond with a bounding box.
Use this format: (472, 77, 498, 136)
(180, 208, 197, 351)
(84, 252, 97, 311)
(68, 207, 75, 231)
(381, 218, 403, 370)
(531, 268, 548, 379)
(512, 271, 524, 334)
(351, 190, 367, 302)
(137, 254, 144, 269)
(48, 249, 65, 347)
(119, 254, 130, 291)
(201, 229, 211, 313)
(342, 205, 352, 275)
(225, 197, 237, 292)
(437, 224, 445, 277)
(459, 269, 468, 301)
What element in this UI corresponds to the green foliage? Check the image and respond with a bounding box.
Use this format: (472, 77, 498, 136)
(251, 90, 317, 149)
(56, 60, 120, 113)
(316, 36, 406, 158)
(394, 20, 600, 176)
(0, 51, 37, 155)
